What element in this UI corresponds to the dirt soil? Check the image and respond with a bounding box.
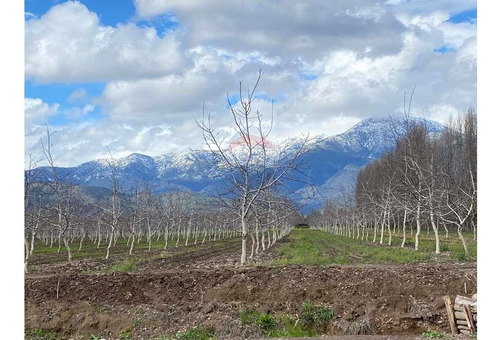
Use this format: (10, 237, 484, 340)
(25, 237, 477, 340)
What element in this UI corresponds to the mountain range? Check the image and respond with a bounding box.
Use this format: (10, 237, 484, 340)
(30, 116, 444, 211)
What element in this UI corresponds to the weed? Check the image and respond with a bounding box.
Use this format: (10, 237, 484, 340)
(300, 301, 334, 329)
(267, 315, 317, 337)
(422, 330, 444, 338)
(89, 335, 100, 340)
(110, 259, 135, 272)
(257, 313, 277, 335)
(160, 327, 217, 340)
(456, 252, 467, 262)
(239, 308, 260, 325)
(118, 325, 133, 339)
(25, 328, 58, 340)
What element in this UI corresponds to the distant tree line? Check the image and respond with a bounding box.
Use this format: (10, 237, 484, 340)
(308, 109, 477, 256)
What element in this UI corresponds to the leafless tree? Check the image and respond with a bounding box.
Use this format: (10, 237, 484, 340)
(197, 70, 312, 264)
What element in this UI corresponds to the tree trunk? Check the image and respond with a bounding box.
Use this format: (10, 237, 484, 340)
(415, 201, 421, 250)
(249, 232, 255, 259)
(79, 232, 85, 251)
(185, 219, 192, 246)
(457, 227, 469, 257)
(106, 228, 114, 260)
(379, 209, 386, 245)
(97, 218, 102, 249)
(57, 231, 62, 254)
(430, 209, 440, 254)
(401, 208, 407, 248)
(30, 230, 36, 256)
(241, 215, 248, 265)
(63, 236, 72, 262)
(164, 224, 169, 250)
(25, 238, 30, 261)
(387, 209, 392, 246)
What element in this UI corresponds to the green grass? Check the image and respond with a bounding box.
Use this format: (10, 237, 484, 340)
(271, 228, 476, 266)
(300, 301, 334, 329)
(422, 330, 444, 338)
(110, 259, 135, 272)
(239, 303, 336, 338)
(25, 328, 58, 340)
(240, 308, 260, 325)
(159, 327, 217, 340)
(268, 315, 317, 337)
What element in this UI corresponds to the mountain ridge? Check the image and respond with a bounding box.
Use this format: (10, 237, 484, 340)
(29, 116, 445, 210)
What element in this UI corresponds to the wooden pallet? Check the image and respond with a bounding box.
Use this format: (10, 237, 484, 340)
(443, 294, 477, 335)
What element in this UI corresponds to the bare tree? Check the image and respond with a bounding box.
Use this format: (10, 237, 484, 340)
(40, 127, 86, 262)
(198, 70, 312, 264)
(24, 154, 42, 272)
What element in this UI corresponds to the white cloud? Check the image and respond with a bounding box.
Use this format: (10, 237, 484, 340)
(67, 88, 88, 103)
(24, 1, 476, 166)
(24, 98, 59, 125)
(25, 1, 185, 83)
(134, 0, 407, 61)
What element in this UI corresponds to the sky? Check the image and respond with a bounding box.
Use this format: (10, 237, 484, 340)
(24, 0, 477, 167)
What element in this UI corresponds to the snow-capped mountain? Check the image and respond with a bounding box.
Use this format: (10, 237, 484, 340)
(30, 117, 444, 210)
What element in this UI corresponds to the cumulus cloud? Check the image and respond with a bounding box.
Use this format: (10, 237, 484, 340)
(25, 1, 185, 83)
(25, 98, 59, 125)
(25, 0, 476, 166)
(134, 0, 406, 61)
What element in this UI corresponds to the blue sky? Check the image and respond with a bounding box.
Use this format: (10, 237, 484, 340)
(24, 0, 477, 166)
(25, 0, 136, 26)
(448, 8, 477, 24)
(25, 0, 179, 127)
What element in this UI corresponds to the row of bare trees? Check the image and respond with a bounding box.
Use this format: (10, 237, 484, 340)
(25, 72, 312, 269)
(308, 109, 477, 256)
(25, 134, 302, 272)
(24, 181, 240, 267)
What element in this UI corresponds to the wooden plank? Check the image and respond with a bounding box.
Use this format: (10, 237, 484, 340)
(443, 295, 458, 335)
(464, 305, 477, 333)
(455, 295, 477, 306)
(454, 304, 477, 312)
(455, 311, 477, 322)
